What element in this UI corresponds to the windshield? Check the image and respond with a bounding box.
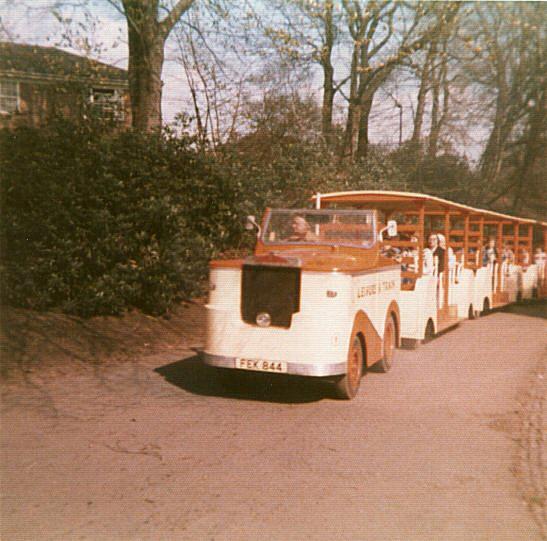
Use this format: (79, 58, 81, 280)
(262, 209, 376, 248)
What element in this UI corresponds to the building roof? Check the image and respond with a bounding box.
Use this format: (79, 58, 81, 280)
(0, 42, 128, 87)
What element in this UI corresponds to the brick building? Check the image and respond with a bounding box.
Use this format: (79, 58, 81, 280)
(0, 42, 130, 129)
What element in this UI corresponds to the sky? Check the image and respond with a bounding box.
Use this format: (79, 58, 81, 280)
(0, 0, 485, 159)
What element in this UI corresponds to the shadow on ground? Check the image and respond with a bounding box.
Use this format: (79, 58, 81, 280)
(154, 356, 333, 404)
(501, 300, 547, 320)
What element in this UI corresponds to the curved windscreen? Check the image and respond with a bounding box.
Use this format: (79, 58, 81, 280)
(262, 209, 376, 248)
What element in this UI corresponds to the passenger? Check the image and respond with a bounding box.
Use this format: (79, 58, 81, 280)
(401, 235, 419, 286)
(482, 237, 498, 266)
(402, 235, 419, 272)
(501, 243, 515, 264)
(437, 233, 455, 270)
(286, 215, 317, 242)
(534, 247, 546, 280)
(423, 234, 437, 275)
(381, 244, 402, 262)
(433, 233, 446, 274)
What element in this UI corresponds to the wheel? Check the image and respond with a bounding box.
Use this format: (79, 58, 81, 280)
(374, 315, 396, 373)
(468, 304, 476, 320)
(423, 319, 435, 343)
(401, 337, 420, 350)
(334, 334, 364, 400)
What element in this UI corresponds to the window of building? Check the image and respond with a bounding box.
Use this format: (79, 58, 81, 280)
(0, 80, 19, 114)
(88, 88, 125, 122)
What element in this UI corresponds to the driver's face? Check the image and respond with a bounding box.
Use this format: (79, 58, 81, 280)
(292, 217, 308, 235)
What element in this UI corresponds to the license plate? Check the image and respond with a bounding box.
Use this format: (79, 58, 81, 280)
(235, 358, 287, 373)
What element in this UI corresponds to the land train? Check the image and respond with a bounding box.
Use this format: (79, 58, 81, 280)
(202, 191, 547, 399)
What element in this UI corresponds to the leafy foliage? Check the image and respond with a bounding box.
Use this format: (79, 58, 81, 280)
(0, 97, 504, 318)
(0, 120, 240, 316)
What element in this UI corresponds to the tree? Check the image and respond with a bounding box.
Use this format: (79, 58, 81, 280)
(340, 1, 458, 160)
(257, 0, 342, 148)
(118, 0, 195, 131)
(409, 3, 461, 157)
(464, 2, 546, 209)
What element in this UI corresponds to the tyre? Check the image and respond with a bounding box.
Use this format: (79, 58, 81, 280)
(423, 319, 435, 343)
(334, 334, 364, 400)
(374, 315, 396, 373)
(468, 304, 476, 319)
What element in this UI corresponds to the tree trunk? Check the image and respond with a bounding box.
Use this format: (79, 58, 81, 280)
(321, 1, 335, 147)
(123, 0, 194, 132)
(428, 36, 449, 157)
(511, 88, 545, 212)
(342, 39, 361, 159)
(427, 61, 440, 157)
(127, 30, 165, 132)
(411, 46, 434, 146)
(322, 62, 335, 146)
(479, 85, 509, 188)
(356, 95, 373, 159)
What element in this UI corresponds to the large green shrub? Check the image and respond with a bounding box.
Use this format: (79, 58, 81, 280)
(0, 111, 434, 318)
(0, 121, 241, 316)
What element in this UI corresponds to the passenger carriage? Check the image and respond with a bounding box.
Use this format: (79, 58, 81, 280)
(315, 191, 545, 345)
(202, 190, 546, 400)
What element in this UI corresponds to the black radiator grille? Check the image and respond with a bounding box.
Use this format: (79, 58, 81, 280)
(241, 265, 301, 328)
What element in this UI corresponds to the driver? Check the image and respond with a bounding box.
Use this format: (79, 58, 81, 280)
(287, 215, 317, 242)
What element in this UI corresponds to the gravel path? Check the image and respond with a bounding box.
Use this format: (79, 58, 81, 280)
(1, 304, 546, 540)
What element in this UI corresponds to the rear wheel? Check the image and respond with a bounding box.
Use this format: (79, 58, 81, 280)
(423, 319, 435, 343)
(468, 304, 476, 319)
(375, 315, 396, 373)
(334, 335, 364, 400)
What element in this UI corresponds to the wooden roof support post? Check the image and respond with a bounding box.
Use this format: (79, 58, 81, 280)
(513, 222, 519, 265)
(463, 214, 469, 269)
(444, 209, 450, 303)
(496, 221, 503, 292)
(478, 216, 484, 267)
(527, 225, 533, 261)
(418, 204, 425, 276)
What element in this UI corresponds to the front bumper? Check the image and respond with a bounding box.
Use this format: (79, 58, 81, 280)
(201, 352, 346, 377)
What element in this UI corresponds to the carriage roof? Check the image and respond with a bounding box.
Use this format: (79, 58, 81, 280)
(312, 190, 543, 226)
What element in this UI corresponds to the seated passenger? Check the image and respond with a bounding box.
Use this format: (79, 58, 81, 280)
(423, 234, 438, 275)
(501, 243, 515, 264)
(286, 215, 317, 242)
(401, 235, 419, 272)
(381, 244, 402, 262)
(437, 234, 455, 270)
(534, 247, 546, 280)
(482, 237, 498, 266)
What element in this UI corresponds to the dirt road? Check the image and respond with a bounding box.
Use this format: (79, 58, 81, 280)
(1, 305, 546, 541)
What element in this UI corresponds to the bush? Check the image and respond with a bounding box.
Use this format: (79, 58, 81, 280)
(0, 112, 432, 318)
(0, 121, 241, 316)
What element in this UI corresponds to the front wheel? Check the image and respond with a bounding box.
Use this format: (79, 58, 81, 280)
(334, 335, 364, 400)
